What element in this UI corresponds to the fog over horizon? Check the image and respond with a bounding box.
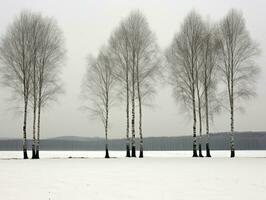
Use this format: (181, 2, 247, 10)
(0, 0, 265, 139)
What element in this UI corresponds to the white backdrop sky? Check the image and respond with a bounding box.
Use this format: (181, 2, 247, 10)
(0, 0, 265, 138)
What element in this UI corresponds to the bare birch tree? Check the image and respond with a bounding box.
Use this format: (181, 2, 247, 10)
(199, 22, 220, 157)
(28, 14, 42, 159)
(109, 21, 132, 157)
(82, 49, 116, 158)
(0, 11, 36, 159)
(195, 53, 204, 157)
(0, 11, 64, 159)
(166, 11, 204, 157)
(217, 9, 260, 157)
(128, 11, 160, 158)
(34, 17, 65, 159)
(127, 15, 137, 157)
(111, 11, 160, 158)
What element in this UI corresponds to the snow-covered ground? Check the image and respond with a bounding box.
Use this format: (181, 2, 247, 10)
(1, 150, 266, 159)
(0, 151, 266, 200)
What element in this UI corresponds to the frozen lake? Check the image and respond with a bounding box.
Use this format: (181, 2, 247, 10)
(0, 151, 265, 200)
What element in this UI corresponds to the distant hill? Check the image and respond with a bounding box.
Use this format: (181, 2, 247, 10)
(0, 131, 265, 151)
(50, 136, 103, 141)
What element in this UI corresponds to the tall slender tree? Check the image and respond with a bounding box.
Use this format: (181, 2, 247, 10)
(109, 21, 131, 157)
(119, 11, 160, 158)
(131, 11, 160, 158)
(28, 14, 42, 159)
(195, 56, 204, 157)
(82, 49, 116, 158)
(34, 17, 65, 159)
(110, 11, 159, 158)
(127, 16, 137, 157)
(166, 11, 204, 157)
(0, 11, 36, 159)
(217, 9, 260, 157)
(197, 22, 220, 157)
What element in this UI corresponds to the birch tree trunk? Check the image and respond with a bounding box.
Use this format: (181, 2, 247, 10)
(196, 68, 203, 157)
(126, 63, 131, 157)
(35, 87, 42, 159)
(196, 83, 203, 157)
(23, 96, 28, 159)
(136, 56, 143, 158)
(32, 53, 37, 159)
(32, 96, 37, 159)
(22, 30, 29, 160)
(192, 87, 198, 157)
(36, 104, 41, 159)
(192, 50, 198, 158)
(22, 46, 29, 160)
(131, 51, 136, 157)
(105, 91, 110, 158)
(230, 65, 235, 157)
(204, 70, 211, 157)
(230, 102, 235, 157)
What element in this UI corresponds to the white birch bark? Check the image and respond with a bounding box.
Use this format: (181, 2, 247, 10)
(217, 9, 259, 157)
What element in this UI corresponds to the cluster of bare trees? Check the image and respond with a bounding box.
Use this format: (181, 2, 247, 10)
(0, 9, 259, 159)
(0, 11, 65, 159)
(83, 9, 259, 158)
(82, 11, 160, 158)
(166, 9, 259, 157)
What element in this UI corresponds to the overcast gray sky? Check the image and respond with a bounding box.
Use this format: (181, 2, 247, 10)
(0, 0, 265, 139)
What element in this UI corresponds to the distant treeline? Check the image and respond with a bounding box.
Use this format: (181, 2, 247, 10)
(1, 132, 265, 151)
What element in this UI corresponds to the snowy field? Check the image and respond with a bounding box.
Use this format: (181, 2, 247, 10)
(0, 151, 266, 200)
